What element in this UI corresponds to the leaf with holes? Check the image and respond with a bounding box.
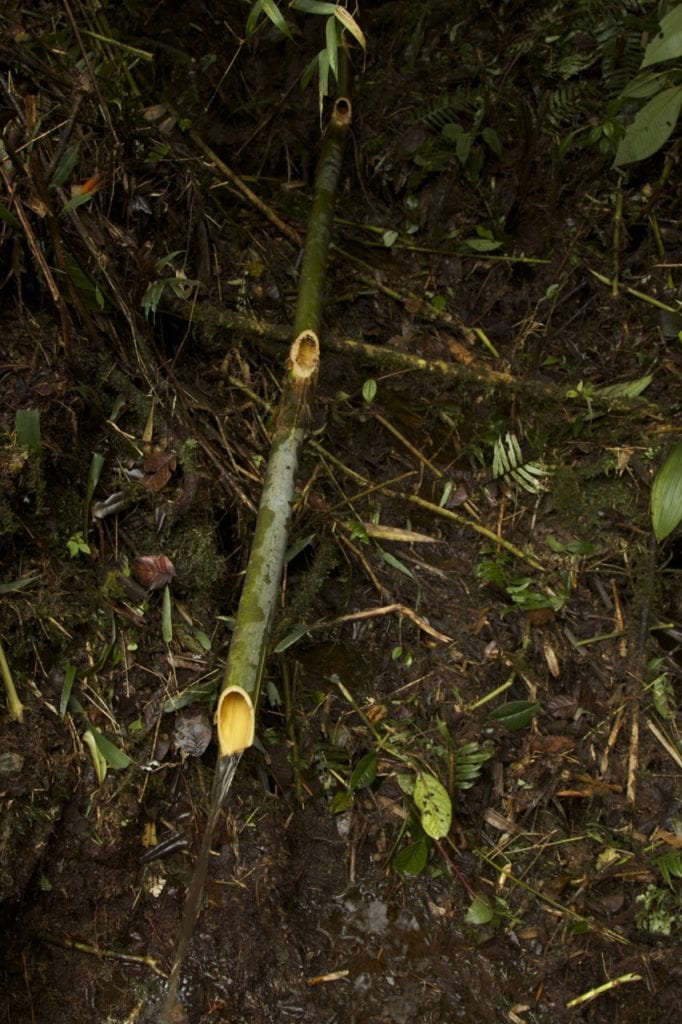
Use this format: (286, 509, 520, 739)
(414, 771, 451, 839)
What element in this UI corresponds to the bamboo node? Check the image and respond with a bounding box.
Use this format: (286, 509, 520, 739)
(289, 330, 320, 380)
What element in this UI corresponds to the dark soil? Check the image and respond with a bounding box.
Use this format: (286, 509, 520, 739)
(1, 2, 681, 1023)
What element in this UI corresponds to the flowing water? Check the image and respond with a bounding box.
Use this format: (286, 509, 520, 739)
(156, 753, 241, 1023)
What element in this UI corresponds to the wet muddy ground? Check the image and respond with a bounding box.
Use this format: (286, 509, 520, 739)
(1, 1, 681, 1022)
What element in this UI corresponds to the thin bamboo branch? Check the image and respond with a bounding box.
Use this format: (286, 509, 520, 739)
(188, 127, 303, 249)
(216, 90, 352, 757)
(0, 638, 24, 723)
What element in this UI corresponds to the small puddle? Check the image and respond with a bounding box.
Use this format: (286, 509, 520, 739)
(156, 753, 240, 1023)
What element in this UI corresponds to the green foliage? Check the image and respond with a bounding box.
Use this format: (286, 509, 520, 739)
(66, 532, 91, 558)
(635, 882, 682, 935)
(413, 770, 451, 839)
(492, 433, 549, 495)
(15, 409, 41, 456)
(245, 0, 364, 104)
(476, 548, 569, 614)
(614, 4, 682, 165)
(651, 441, 682, 541)
(489, 700, 540, 733)
(412, 88, 501, 184)
(654, 849, 682, 888)
(141, 252, 199, 318)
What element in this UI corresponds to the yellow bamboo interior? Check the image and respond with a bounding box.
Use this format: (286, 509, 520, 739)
(216, 686, 255, 756)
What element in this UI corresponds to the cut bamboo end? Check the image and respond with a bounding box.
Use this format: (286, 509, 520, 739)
(332, 97, 352, 127)
(289, 331, 320, 381)
(216, 686, 255, 756)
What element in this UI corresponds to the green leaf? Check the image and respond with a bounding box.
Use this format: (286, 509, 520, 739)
(318, 47, 330, 104)
(0, 574, 40, 594)
(163, 678, 218, 713)
(466, 894, 495, 925)
(362, 378, 377, 403)
(654, 849, 682, 887)
(291, 0, 336, 15)
(86, 726, 132, 771)
(49, 142, 80, 189)
(0, 202, 20, 228)
(325, 14, 338, 80)
(59, 664, 77, 718)
(642, 6, 682, 68)
(394, 836, 429, 875)
(349, 751, 377, 792)
(162, 584, 173, 644)
(15, 408, 41, 455)
(595, 374, 652, 401)
(64, 252, 105, 311)
(83, 729, 107, 784)
(489, 699, 540, 732)
(463, 236, 502, 252)
(379, 549, 417, 581)
(615, 86, 682, 166)
(651, 442, 682, 541)
(245, 0, 264, 44)
(274, 623, 310, 652)
(330, 790, 353, 813)
(301, 51, 321, 91)
(83, 452, 105, 533)
(333, 5, 366, 50)
(396, 772, 415, 796)
(60, 190, 95, 217)
(414, 771, 452, 839)
(261, 0, 292, 39)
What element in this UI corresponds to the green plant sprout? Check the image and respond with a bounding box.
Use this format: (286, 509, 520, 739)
(67, 532, 91, 558)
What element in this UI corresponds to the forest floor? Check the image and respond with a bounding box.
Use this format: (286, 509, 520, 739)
(1, 1, 681, 1022)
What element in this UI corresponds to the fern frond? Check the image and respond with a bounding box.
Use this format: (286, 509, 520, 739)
(454, 742, 494, 790)
(492, 433, 549, 494)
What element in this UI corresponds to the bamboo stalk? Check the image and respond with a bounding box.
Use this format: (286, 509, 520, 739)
(216, 92, 352, 757)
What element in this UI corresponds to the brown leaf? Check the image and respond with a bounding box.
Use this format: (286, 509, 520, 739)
(132, 554, 175, 591)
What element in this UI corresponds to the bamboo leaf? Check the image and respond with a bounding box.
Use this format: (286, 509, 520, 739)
(414, 771, 452, 839)
(0, 574, 40, 594)
(59, 663, 77, 718)
(291, 0, 337, 14)
(325, 15, 338, 80)
(333, 5, 366, 50)
(245, 0, 264, 43)
(651, 442, 682, 541)
(273, 623, 310, 652)
(162, 584, 173, 644)
(261, 0, 292, 39)
(379, 549, 417, 581)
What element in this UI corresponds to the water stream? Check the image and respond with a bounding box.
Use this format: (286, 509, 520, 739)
(156, 753, 241, 1023)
